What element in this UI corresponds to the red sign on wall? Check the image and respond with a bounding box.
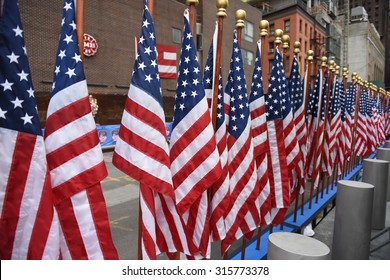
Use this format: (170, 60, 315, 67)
(83, 34, 98, 56)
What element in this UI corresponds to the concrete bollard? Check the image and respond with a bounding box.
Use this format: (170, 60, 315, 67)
(362, 159, 388, 230)
(384, 140, 390, 148)
(376, 148, 390, 201)
(267, 232, 330, 260)
(332, 180, 374, 259)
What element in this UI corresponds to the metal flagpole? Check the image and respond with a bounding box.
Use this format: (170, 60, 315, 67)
(187, 0, 198, 39)
(255, 20, 269, 249)
(75, 0, 85, 62)
(282, 35, 290, 74)
(234, 8, 248, 260)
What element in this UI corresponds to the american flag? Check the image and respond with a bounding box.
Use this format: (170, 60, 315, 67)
(354, 88, 368, 157)
(366, 91, 377, 153)
(113, 1, 195, 259)
(249, 41, 271, 225)
(288, 57, 306, 194)
(305, 70, 326, 189)
(344, 83, 355, 160)
(374, 94, 385, 145)
(221, 32, 258, 254)
(44, 0, 118, 259)
(336, 81, 346, 175)
(268, 48, 302, 225)
(0, 0, 60, 259)
(264, 48, 289, 225)
(170, 12, 221, 259)
(203, 22, 230, 242)
(324, 77, 341, 177)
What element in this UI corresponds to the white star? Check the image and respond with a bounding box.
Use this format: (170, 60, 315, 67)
(192, 79, 199, 86)
(149, 32, 155, 40)
(205, 65, 210, 71)
(193, 67, 200, 74)
(240, 113, 245, 119)
(144, 47, 152, 55)
(63, 34, 73, 44)
(72, 53, 82, 63)
(13, 26, 23, 37)
(183, 68, 189, 75)
(145, 74, 153, 82)
(1, 79, 13, 91)
(27, 87, 35, 98)
(232, 125, 238, 131)
(54, 66, 61, 75)
(191, 91, 198, 98)
(185, 44, 191, 51)
(22, 46, 27, 55)
(11, 97, 24, 108)
(52, 82, 56, 90)
(17, 70, 29, 81)
(69, 20, 76, 30)
(179, 104, 185, 110)
(184, 57, 190, 64)
(181, 80, 188, 87)
(231, 115, 237, 121)
(186, 33, 192, 39)
(7, 52, 19, 64)
(139, 36, 145, 44)
(142, 19, 150, 28)
(150, 60, 157, 68)
(0, 108, 7, 119)
(65, 67, 76, 78)
(58, 50, 66, 59)
(181, 92, 187, 98)
(64, 2, 72, 11)
(205, 78, 211, 84)
(21, 113, 33, 125)
(138, 62, 146, 71)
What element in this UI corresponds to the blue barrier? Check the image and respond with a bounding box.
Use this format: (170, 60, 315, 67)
(230, 149, 379, 260)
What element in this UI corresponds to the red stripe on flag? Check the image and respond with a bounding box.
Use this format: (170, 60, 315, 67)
(0, 133, 35, 259)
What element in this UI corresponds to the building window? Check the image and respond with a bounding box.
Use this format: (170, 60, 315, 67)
(242, 49, 254, 65)
(172, 28, 181, 44)
(285, 55, 290, 74)
(305, 41, 307, 53)
(269, 59, 274, 74)
(269, 41, 274, 54)
(244, 20, 254, 42)
(284, 19, 290, 32)
(299, 20, 302, 33)
(305, 23, 307, 36)
(270, 23, 275, 35)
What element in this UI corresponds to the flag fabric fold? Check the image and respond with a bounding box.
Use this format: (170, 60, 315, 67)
(249, 41, 271, 225)
(0, 0, 60, 259)
(221, 31, 258, 254)
(170, 11, 222, 259)
(113, 1, 195, 260)
(44, 0, 118, 259)
(203, 22, 230, 242)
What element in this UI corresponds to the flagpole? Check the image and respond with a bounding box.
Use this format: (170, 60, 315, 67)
(212, 0, 228, 131)
(348, 72, 358, 173)
(147, 0, 154, 18)
(260, 20, 268, 93)
(282, 35, 289, 74)
(351, 75, 362, 171)
(292, 41, 302, 223)
(308, 56, 327, 209)
(316, 60, 334, 204)
(187, 0, 198, 37)
(235, 9, 248, 260)
(76, 0, 85, 62)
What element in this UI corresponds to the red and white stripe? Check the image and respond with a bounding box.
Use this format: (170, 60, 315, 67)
(170, 98, 222, 259)
(0, 128, 60, 259)
(354, 91, 368, 157)
(45, 80, 118, 260)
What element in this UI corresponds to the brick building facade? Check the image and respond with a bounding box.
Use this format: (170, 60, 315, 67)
(19, 0, 262, 126)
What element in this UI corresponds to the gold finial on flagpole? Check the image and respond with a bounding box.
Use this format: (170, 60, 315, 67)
(186, 0, 199, 5)
(216, 0, 228, 17)
(343, 67, 348, 78)
(260, 20, 269, 37)
(308, 50, 314, 62)
(274, 29, 283, 45)
(235, 9, 246, 29)
(282, 34, 290, 50)
(321, 56, 328, 67)
(293, 41, 301, 56)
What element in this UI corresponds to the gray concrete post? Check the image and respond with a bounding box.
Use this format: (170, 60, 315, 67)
(332, 180, 374, 259)
(362, 159, 388, 230)
(375, 148, 390, 201)
(267, 232, 330, 260)
(384, 140, 390, 148)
